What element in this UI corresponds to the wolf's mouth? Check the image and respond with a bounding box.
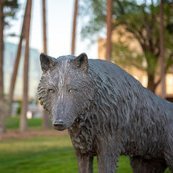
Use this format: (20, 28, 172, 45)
(53, 125, 66, 131)
(53, 119, 66, 131)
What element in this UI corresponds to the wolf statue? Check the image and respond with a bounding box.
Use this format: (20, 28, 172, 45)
(38, 53, 173, 173)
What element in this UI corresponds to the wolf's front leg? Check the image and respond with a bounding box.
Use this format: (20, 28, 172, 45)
(97, 140, 120, 173)
(97, 151, 119, 173)
(77, 153, 93, 173)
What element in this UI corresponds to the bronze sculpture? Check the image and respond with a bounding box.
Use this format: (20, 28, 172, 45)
(38, 53, 173, 173)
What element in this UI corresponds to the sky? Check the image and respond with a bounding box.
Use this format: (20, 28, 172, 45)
(5, 0, 98, 59)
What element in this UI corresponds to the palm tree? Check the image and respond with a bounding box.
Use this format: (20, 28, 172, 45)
(71, 0, 78, 55)
(0, 0, 4, 98)
(159, 0, 166, 98)
(20, 0, 32, 132)
(0, 0, 19, 133)
(0, 0, 5, 133)
(9, 0, 28, 115)
(42, 0, 47, 54)
(106, 0, 112, 61)
(42, 0, 50, 129)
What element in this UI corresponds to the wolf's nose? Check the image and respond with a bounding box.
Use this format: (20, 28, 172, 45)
(53, 119, 65, 131)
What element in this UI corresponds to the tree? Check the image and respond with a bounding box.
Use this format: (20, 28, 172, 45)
(0, 0, 19, 133)
(106, 0, 112, 61)
(42, 0, 50, 129)
(79, 0, 173, 93)
(0, 0, 4, 99)
(42, 0, 47, 54)
(0, 1, 5, 133)
(20, 0, 32, 132)
(71, 0, 78, 55)
(9, 0, 28, 115)
(159, 0, 166, 98)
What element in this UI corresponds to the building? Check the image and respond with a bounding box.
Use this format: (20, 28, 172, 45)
(98, 26, 173, 98)
(4, 42, 41, 100)
(4, 42, 42, 117)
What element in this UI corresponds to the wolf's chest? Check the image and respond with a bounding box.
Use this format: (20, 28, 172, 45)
(68, 126, 93, 154)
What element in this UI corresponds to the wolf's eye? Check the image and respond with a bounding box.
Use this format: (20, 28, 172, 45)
(68, 88, 77, 93)
(48, 88, 55, 94)
(68, 89, 73, 93)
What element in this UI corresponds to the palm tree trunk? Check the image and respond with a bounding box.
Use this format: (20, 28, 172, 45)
(0, 0, 4, 98)
(9, 0, 28, 115)
(0, 0, 5, 133)
(106, 0, 112, 61)
(20, 0, 32, 132)
(159, 0, 166, 98)
(42, 0, 50, 129)
(42, 0, 47, 54)
(71, 0, 78, 55)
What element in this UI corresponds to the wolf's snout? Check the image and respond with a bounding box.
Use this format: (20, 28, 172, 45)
(53, 119, 66, 131)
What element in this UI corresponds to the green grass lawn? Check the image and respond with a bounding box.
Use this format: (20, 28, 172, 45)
(5, 116, 43, 129)
(0, 134, 133, 173)
(1, 117, 171, 173)
(0, 134, 171, 173)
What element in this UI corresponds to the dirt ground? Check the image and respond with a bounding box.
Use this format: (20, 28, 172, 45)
(0, 129, 68, 140)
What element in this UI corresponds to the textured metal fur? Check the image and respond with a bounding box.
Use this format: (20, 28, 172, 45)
(38, 53, 173, 173)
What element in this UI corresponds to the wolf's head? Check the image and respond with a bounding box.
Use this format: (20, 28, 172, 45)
(37, 53, 94, 131)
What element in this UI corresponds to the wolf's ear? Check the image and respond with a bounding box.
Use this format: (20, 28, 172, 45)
(74, 53, 88, 72)
(40, 53, 56, 72)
